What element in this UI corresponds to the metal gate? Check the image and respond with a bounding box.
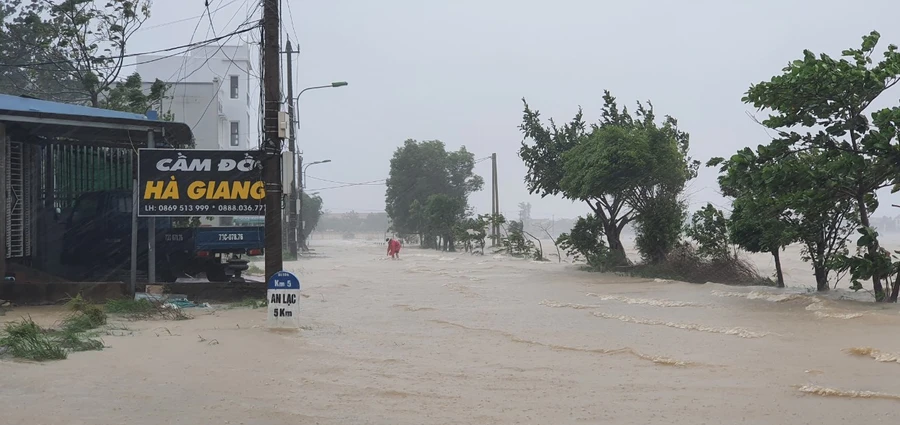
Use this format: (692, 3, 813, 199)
(5, 141, 32, 259)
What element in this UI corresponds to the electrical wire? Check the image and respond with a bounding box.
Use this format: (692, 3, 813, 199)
(306, 180, 388, 191)
(306, 175, 387, 185)
(137, 0, 242, 32)
(0, 26, 258, 69)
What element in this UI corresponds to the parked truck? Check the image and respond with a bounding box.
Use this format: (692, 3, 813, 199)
(60, 190, 264, 282)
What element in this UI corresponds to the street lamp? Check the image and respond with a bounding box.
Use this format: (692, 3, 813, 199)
(294, 82, 349, 106)
(285, 81, 347, 257)
(298, 159, 332, 253)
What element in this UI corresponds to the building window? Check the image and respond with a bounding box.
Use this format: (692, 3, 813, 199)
(230, 75, 239, 99)
(230, 121, 240, 147)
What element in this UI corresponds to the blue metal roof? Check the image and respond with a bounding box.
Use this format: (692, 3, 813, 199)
(0, 94, 149, 121)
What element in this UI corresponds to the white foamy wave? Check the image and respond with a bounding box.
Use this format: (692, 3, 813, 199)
(846, 347, 900, 364)
(539, 300, 603, 310)
(814, 311, 865, 319)
(711, 290, 807, 303)
(590, 311, 769, 338)
(585, 293, 705, 308)
(798, 385, 900, 400)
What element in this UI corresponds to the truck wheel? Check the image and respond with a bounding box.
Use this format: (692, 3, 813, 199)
(227, 259, 250, 281)
(206, 263, 228, 282)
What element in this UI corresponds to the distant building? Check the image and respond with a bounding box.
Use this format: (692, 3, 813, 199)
(136, 45, 256, 151)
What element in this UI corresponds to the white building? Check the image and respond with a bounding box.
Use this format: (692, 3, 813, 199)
(136, 45, 257, 151)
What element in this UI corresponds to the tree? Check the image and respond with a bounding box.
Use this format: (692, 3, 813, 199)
(385, 139, 483, 248)
(686, 204, 732, 261)
(711, 148, 856, 291)
(555, 214, 613, 270)
(0, 0, 151, 106)
(102, 72, 173, 118)
(743, 30, 900, 300)
(0, 0, 80, 101)
(709, 149, 796, 288)
(519, 99, 631, 262)
(301, 193, 324, 239)
(520, 91, 697, 265)
(517, 202, 532, 231)
(422, 193, 466, 251)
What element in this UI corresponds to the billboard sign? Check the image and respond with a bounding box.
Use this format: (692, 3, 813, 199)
(138, 149, 266, 217)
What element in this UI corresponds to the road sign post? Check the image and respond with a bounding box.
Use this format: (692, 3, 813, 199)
(267, 270, 301, 328)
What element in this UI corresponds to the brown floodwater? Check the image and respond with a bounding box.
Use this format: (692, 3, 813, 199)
(2, 238, 900, 424)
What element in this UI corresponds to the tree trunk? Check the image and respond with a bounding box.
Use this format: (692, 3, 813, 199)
(889, 276, 899, 303)
(772, 248, 785, 288)
(604, 223, 627, 265)
(856, 194, 885, 298)
(814, 265, 829, 292)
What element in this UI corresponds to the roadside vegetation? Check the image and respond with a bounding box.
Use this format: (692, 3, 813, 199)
(382, 32, 900, 300)
(0, 295, 197, 361)
(519, 31, 900, 299)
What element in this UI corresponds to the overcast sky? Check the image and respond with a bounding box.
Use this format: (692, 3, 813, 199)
(129, 0, 900, 219)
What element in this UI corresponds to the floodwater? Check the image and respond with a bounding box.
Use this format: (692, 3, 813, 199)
(3, 238, 900, 424)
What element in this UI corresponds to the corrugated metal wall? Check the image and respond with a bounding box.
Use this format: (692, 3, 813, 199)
(5, 142, 134, 259)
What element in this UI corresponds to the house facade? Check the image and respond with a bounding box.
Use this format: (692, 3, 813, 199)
(136, 45, 257, 151)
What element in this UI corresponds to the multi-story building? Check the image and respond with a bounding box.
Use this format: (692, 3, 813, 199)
(136, 45, 257, 151)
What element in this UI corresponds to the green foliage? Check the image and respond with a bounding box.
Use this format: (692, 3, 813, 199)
(0, 318, 68, 361)
(520, 91, 697, 264)
(301, 192, 325, 238)
(498, 220, 536, 258)
(0, 0, 151, 106)
(105, 299, 155, 315)
(385, 139, 483, 248)
(229, 298, 268, 309)
(836, 228, 900, 301)
(743, 30, 900, 300)
(633, 195, 686, 264)
(556, 214, 615, 271)
(686, 204, 732, 261)
(102, 72, 173, 118)
(0, 309, 105, 362)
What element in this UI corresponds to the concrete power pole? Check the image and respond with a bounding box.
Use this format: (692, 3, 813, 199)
(491, 152, 498, 246)
(0, 124, 6, 281)
(262, 0, 283, 280)
(285, 40, 299, 259)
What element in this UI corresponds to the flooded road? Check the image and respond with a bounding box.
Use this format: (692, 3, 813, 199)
(3, 239, 900, 424)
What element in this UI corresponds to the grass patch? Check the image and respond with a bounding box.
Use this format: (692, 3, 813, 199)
(104, 297, 192, 321)
(229, 298, 267, 309)
(0, 295, 109, 361)
(629, 244, 775, 286)
(105, 299, 156, 315)
(0, 318, 68, 361)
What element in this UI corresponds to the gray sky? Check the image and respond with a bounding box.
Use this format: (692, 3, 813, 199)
(129, 0, 900, 219)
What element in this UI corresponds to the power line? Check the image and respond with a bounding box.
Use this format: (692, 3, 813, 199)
(283, 0, 301, 52)
(190, 3, 263, 130)
(136, 0, 242, 32)
(0, 26, 259, 69)
(306, 175, 386, 185)
(306, 180, 387, 191)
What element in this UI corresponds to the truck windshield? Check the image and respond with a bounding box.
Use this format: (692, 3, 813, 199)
(112, 195, 133, 214)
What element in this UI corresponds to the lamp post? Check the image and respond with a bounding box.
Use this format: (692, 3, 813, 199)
(298, 159, 331, 252)
(287, 81, 347, 256)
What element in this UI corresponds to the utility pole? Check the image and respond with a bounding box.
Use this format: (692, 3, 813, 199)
(262, 0, 283, 280)
(147, 130, 156, 283)
(491, 152, 498, 246)
(0, 124, 7, 282)
(284, 40, 299, 259)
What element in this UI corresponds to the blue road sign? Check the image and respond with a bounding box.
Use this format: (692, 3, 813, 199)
(267, 271, 301, 290)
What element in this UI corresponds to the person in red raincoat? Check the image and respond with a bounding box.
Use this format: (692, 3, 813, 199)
(386, 237, 402, 260)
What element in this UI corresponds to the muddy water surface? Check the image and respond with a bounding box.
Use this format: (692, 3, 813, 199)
(2, 239, 900, 424)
